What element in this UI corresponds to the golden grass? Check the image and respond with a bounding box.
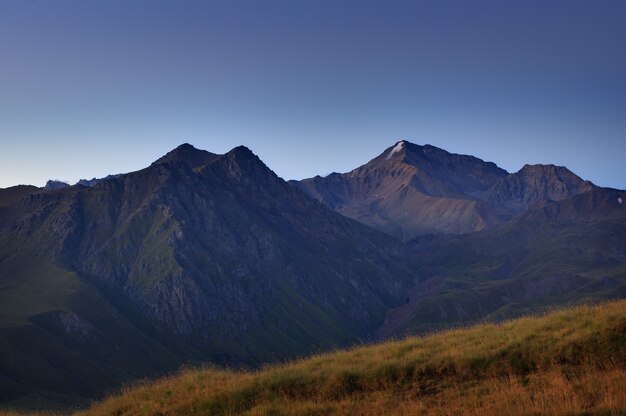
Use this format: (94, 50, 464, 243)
(5, 300, 626, 415)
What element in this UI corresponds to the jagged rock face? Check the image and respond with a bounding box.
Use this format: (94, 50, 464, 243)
(0, 144, 414, 356)
(293, 141, 595, 240)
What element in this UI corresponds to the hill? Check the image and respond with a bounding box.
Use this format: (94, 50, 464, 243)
(66, 300, 626, 415)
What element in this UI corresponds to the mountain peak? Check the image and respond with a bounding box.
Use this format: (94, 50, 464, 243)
(44, 180, 70, 190)
(385, 140, 407, 160)
(223, 145, 263, 166)
(228, 145, 255, 157)
(195, 144, 281, 187)
(380, 141, 479, 166)
(152, 143, 217, 168)
(176, 142, 195, 150)
(219, 145, 277, 177)
(520, 163, 559, 172)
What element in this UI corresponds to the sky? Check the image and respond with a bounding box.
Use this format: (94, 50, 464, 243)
(1, 0, 625, 189)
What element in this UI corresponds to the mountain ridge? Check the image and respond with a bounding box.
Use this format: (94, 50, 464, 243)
(293, 140, 596, 240)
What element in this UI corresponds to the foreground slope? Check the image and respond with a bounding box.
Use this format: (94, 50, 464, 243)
(0, 144, 415, 407)
(80, 300, 626, 416)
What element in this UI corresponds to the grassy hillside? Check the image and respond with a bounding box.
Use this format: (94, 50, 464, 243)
(11, 299, 619, 416)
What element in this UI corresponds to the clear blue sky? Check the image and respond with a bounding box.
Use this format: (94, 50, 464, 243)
(1, 0, 625, 189)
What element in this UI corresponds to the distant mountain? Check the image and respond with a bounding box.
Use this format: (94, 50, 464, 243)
(0, 144, 414, 408)
(43, 180, 70, 190)
(293, 141, 595, 240)
(75, 174, 122, 187)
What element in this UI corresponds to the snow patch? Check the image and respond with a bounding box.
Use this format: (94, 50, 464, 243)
(619, 197, 623, 205)
(386, 141, 405, 160)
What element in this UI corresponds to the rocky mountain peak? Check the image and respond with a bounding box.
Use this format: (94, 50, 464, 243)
(220, 145, 274, 174)
(377, 140, 436, 165)
(384, 140, 408, 160)
(224, 145, 261, 165)
(152, 143, 217, 169)
(373, 141, 506, 177)
(519, 163, 565, 175)
(44, 180, 70, 190)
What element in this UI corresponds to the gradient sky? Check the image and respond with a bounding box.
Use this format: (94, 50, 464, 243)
(1, 0, 625, 189)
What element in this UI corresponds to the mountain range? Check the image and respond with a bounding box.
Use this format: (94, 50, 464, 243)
(293, 140, 595, 240)
(0, 141, 624, 410)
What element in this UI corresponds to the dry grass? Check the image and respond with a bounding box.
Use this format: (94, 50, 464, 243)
(4, 300, 626, 415)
